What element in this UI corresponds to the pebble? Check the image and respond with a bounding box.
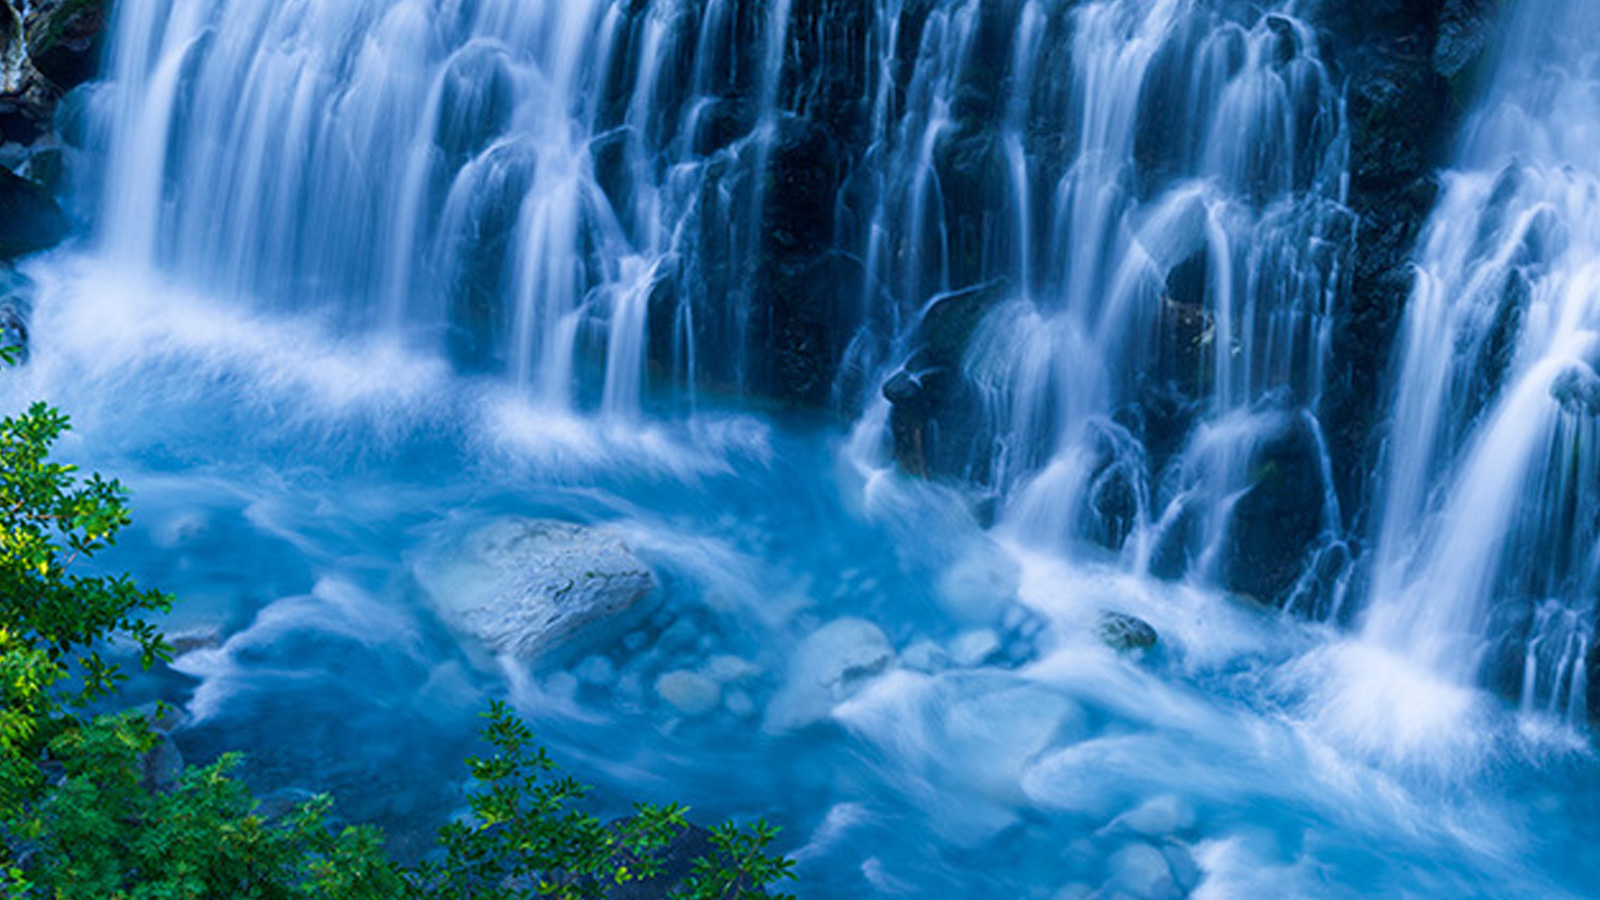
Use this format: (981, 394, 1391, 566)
(724, 690, 756, 719)
(1108, 843, 1179, 900)
(702, 655, 762, 683)
(574, 655, 616, 686)
(655, 670, 721, 716)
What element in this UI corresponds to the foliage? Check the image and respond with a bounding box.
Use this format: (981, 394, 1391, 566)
(15, 712, 402, 900)
(0, 396, 172, 821)
(417, 702, 796, 900)
(0, 394, 797, 899)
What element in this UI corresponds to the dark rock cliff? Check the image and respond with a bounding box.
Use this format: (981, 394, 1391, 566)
(1318, 0, 1504, 539)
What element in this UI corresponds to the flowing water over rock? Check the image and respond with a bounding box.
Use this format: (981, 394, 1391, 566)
(5, 0, 1600, 896)
(1364, 0, 1600, 730)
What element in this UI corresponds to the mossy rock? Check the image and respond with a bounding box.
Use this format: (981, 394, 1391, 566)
(26, 0, 109, 91)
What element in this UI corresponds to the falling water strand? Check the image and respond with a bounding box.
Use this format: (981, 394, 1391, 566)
(1363, 0, 1600, 724)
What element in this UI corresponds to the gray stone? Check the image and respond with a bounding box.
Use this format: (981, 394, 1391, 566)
(167, 626, 223, 657)
(415, 518, 656, 660)
(1098, 611, 1158, 653)
(1108, 843, 1180, 900)
(765, 617, 894, 731)
(655, 670, 720, 717)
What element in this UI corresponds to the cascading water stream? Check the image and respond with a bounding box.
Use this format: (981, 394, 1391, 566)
(90, 0, 804, 420)
(854, 0, 1351, 612)
(91, 0, 1354, 609)
(1363, 0, 1600, 726)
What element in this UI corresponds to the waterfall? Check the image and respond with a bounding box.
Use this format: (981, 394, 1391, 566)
(88, 0, 1350, 601)
(859, 0, 1351, 608)
(19, 3, 1600, 896)
(1364, 0, 1600, 725)
(92, 0, 788, 419)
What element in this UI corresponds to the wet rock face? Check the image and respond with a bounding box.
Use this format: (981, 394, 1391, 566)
(753, 118, 863, 406)
(0, 164, 67, 259)
(1226, 415, 1327, 604)
(1316, 0, 1505, 531)
(24, 0, 109, 92)
(881, 281, 1008, 481)
(1589, 642, 1600, 723)
(0, 0, 111, 233)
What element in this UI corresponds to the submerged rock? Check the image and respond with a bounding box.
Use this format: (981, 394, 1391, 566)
(0, 264, 31, 353)
(1104, 794, 1196, 838)
(135, 702, 188, 794)
(1550, 364, 1600, 416)
(1108, 842, 1181, 900)
(415, 518, 656, 660)
(1098, 611, 1157, 653)
(655, 670, 721, 717)
(764, 617, 894, 731)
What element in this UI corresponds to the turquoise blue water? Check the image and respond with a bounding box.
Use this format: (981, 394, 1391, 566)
(8, 254, 1599, 898)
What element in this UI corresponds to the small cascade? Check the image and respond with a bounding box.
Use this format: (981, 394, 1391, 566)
(860, 0, 1351, 608)
(92, 0, 805, 420)
(16, 2, 1600, 896)
(1363, 0, 1600, 726)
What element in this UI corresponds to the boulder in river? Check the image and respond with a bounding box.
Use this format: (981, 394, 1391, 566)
(415, 518, 656, 660)
(0, 165, 67, 259)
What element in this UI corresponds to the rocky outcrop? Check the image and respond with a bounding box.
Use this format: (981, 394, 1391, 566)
(1225, 415, 1328, 603)
(2, 0, 110, 154)
(0, 163, 67, 258)
(413, 518, 657, 661)
(1317, 0, 1506, 532)
(748, 0, 875, 407)
(25, 0, 110, 92)
(1589, 642, 1599, 724)
(751, 117, 862, 405)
